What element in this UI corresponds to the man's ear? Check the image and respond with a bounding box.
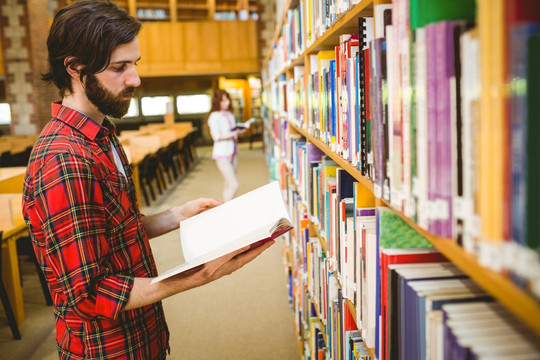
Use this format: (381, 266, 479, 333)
(64, 56, 83, 79)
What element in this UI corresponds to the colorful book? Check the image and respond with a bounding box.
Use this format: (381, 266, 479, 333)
(376, 207, 447, 360)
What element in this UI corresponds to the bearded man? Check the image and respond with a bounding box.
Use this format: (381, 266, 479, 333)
(21, 1, 273, 359)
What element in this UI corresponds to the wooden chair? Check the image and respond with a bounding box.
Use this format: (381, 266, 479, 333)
(138, 153, 166, 206)
(16, 236, 53, 306)
(0, 231, 22, 340)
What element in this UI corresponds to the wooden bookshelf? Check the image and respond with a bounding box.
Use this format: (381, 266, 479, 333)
(125, 0, 257, 21)
(288, 122, 540, 337)
(264, 0, 540, 358)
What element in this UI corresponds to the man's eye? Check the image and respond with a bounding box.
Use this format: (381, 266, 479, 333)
(112, 65, 126, 72)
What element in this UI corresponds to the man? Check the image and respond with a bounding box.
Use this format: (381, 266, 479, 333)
(21, 1, 273, 359)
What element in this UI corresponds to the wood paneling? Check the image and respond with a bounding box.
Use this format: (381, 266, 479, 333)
(137, 20, 259, 77)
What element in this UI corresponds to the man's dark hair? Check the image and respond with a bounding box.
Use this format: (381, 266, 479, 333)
(42, 0, 141, 97)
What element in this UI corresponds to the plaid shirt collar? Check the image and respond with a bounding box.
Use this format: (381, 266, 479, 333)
(51, 102, 117, 141)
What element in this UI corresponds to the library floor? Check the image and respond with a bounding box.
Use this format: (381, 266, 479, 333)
(0, 141, 301, 360)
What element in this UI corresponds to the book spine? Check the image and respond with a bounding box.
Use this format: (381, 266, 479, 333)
(414, 27, 429, 231)
(426, 24, 439, 235)
(435, 21, 457, 239)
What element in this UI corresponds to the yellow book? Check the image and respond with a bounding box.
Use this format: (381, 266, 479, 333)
(318, 50, 336, 143)
(354, 182, 376, 208)
(323, 165, 339, 178)
(477, 0, 507, 266)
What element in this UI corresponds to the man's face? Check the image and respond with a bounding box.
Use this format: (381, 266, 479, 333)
(84, 37, 141, 118)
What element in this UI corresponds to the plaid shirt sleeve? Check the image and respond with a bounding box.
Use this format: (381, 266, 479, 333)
(32, 151, 133, 320)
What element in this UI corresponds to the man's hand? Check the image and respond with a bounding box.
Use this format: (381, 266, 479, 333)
(142, 198, 222, 239)
(174, 198, 222, 222)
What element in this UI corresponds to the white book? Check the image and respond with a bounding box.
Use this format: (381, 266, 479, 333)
(414, 27, 429, 230)
(231, 117, 256, 131)
(152, 181, 293, 283)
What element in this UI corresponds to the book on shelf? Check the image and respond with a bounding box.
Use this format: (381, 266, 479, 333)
(357, 16, 374, 177)
(509, 0, 540, 283)
(442, 301, 540, 358)
(402, 278, 488, 360)
(387, 262, 465, 360)
(152, 181, 293, 283)
(265, 0, 540, 358)
(369, 36, 388, 199)
(526, 34, 540, 258)
(376, 206, 448, 360)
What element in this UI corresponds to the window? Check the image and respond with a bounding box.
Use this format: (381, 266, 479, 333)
(176, 94, 211, 115)
(124, 98, 139, 118)
(0, 103, 11, 125)
(141, 96, 171, 116)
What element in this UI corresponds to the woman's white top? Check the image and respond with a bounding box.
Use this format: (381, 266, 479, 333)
(208, 110, 237, 160)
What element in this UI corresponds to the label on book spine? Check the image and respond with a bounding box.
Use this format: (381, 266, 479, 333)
(373, 183, 382, 198)
(478, 241, 503, 272)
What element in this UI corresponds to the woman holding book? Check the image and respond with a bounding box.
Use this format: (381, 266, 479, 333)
(208, 89, 246, 201)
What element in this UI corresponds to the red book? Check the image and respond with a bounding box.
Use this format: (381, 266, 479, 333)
(379, 248, 447, 360)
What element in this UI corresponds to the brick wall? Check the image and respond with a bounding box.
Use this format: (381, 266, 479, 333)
(0, 0, 58, 136)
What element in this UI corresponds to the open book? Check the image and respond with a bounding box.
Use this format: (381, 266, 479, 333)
(231, 117, 256, 131)
(152, 181, 293, 283)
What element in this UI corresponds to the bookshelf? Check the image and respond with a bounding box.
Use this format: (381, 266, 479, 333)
(263, 0, 540, 359)
(58, 1, 259, 76)
(67, 0, 258, 21)
(120, 0, 257, 21)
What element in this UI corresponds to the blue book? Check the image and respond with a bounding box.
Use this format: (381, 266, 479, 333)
(330, 59, 337, 143)
(355, 54, 361, 170)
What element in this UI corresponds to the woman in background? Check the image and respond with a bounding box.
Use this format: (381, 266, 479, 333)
(208, 89, 246, 201)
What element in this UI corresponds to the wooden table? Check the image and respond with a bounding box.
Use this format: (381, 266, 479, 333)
(0, 193, 27, 325)
(0, 167, 26, 193)
(119, 125, 194, 206)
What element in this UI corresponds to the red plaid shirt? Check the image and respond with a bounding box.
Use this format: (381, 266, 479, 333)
(22, 103, 169, 359)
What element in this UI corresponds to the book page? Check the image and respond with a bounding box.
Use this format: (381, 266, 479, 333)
(152, 181, 292, 283)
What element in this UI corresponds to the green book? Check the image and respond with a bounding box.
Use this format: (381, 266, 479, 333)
(377, 207, 432, 249)
(410, 0, 476, 29)
(526, 34, 540, 251)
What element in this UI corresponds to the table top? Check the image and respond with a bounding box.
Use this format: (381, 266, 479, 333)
(0, 193, 25, 236)
(0, 167, 26, 181)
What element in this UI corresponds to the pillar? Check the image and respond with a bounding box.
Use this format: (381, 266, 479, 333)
(0, 0, 58, 136)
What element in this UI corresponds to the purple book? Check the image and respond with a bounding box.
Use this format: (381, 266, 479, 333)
(313, 72, 320, 137)
(370, 38, 386, 199)
(347, 57, 355, 163)
(306, 142, 325, 163)
(425, 24, 439, 236)
(435, 21, 461, 239)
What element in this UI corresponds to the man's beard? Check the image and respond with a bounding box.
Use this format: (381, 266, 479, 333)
(84, 74, 134, 119)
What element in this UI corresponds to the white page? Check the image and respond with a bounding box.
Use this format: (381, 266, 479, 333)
(152, 181, 292, 283)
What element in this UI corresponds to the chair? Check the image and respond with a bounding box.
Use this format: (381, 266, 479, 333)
(0, 231, 22, 340)
(0, 150, 14, 167)
(10, 146, 32, 166)
(248, 121, 263, 149)
(138, 155, 155, 206)
(157, 147, 176, 186)
(138, 153, 166, 206)
(17, 236, 52, 306)
(174, 139, 188, 175)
